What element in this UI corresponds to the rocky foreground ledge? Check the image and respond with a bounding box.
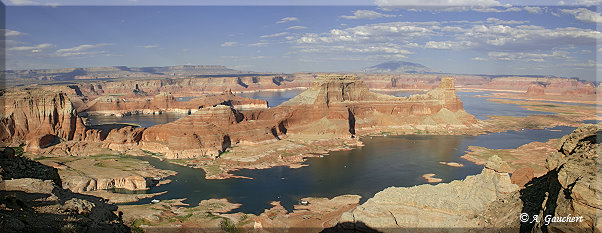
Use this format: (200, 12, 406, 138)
(329, 123, 601, 232)
(0, 147, 130, 232)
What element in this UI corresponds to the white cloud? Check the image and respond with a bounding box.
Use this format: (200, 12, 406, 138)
(295, 42, 412, 58)
(460, 24, 600, 50)
(523, 6, 543, 14)
(249, 42, 269, 47)
(485, 17, 528, 25)
(375, 0, 501, 7)
(277, 17, 299, 24)
(55, 43, 112, 57)
(8, 43, 54, 52)
(375, 0, 504, 11)
(296, 22, 439, 44)
(260, 32, 289, 38)
(6, 0, 38, 5)
(560, 8, 602, 24)
(287, 25, 308, 30)
(340, 10, 396, 20)
(220, 41, 238, 47)
(424, 41, 472, 49)
(2, 29, 26, 37)
(139, 44, 159, 49)
(485, 51, 571, 62)
(574, 0, 602, 6)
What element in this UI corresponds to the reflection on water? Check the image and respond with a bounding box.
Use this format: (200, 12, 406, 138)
(123, 126, 575, 214)
(238, 90, 305, 107)
(86, 112, 185, 128)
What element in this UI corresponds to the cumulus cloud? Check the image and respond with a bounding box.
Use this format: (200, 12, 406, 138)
(277, 17, 299, 24)
(55, 43, 112, 57)
(375, 0, 505, 11)
(287, 26, 307, 30)
(249, 42, 269, 47)
(2, 29, 27, 37)
(220, 41, 238, 47)
(424, 41, 472, 49)
(9, 43, 54, 52)
(340, 10, 396, 19)
(485, 17, 528, 25)
(139, 44, 159, 49)
(296, 22, 439, 44)
(375, 0, 501, 7)
(560, 8, 602, 23)
(484, 51, 571, 62)
(523, 6, 543, 14)
(295, 43, 412, 57)
(260, 32, 289, 38)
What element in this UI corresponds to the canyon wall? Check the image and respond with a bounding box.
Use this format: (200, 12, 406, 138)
(138, 75, 477, 159)
(0, 89, 89, 148)
(79, 89, 268, 117)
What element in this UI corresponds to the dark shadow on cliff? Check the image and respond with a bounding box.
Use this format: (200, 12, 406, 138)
(321, 221, 382, 233)
(519, 168, 562, 233)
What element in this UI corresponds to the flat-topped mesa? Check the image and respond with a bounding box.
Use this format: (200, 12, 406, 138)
(277, 75, 475, 137)
(79, 90, 268, 117)
(282, 75, 390, 106)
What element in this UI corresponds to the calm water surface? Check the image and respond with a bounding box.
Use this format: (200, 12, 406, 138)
(86, 112, 185, 128)
(238, 89, 306, 107)
(88, 90, 577, 213)
(124, 125, 575, 214)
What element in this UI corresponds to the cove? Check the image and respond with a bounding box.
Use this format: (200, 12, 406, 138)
(122, 125, 575, 214)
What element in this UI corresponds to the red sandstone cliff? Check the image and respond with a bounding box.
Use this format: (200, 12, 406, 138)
(0, 89, 88, 148)
(79, 90, 268, 117)
(137, 75, 476, 159)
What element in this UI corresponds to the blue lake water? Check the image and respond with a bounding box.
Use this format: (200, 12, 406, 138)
(238, 89, 306, 108)
(86, 89, 579, 213)
(124, 125, 575, 214)
(85, 112, 185, 128)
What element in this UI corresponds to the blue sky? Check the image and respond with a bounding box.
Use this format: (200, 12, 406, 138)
(3, 0, 601, 81)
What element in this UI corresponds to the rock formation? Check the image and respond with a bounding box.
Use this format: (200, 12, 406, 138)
(526, 83, 546, 96)
(0, 147, 130, 232)
(335, 155, 518, 230)
(0, 89, 88, 147)
(139, 75, 476, 159)
(330, 124, 601, 232)
(79, 89, 268, 117)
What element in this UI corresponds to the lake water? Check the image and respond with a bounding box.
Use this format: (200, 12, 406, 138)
(123, 125, 576, 214)
(85, 112, 185, 128)
(88, 89, 576, 213)
(238, 89, 306, 107)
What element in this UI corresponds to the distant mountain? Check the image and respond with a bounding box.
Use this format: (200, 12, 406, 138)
(363, 61, 438, 74)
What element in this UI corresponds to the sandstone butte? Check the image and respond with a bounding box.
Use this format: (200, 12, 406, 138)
(0, 75, 477, 160)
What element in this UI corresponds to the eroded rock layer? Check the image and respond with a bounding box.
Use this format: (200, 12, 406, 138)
(139, 75, 477, 159)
